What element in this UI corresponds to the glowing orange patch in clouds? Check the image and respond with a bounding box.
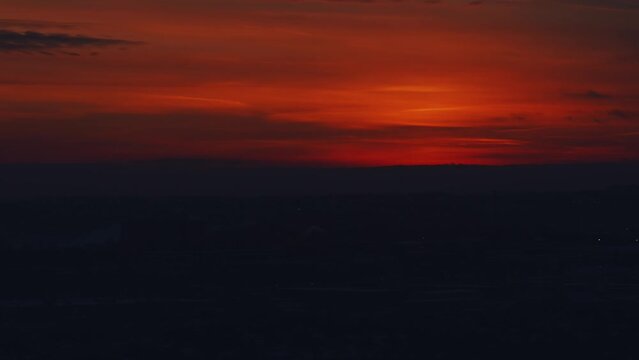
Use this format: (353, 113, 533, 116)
(1, 0, 639, 165)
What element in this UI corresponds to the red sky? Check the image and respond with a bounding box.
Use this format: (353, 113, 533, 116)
(1, 0, 639, 165)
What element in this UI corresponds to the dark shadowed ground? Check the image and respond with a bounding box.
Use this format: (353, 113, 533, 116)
(1, 164, 639, 358)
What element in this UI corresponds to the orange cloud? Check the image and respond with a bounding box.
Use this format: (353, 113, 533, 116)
(0, 0, 638, 165)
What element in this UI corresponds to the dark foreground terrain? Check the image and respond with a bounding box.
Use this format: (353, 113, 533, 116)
(2, 188, 639, 358)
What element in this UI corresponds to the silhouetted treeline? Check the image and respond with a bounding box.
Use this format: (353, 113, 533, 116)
(2, 162, 639, 197)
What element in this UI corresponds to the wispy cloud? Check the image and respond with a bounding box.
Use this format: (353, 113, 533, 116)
(300, 0, 639, 9)
(0, 19, 83, 30)
(565, 90, 612, 100)
(0, 29, 142, 55)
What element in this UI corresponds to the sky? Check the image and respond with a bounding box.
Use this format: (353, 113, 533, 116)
(1, 0, 639, 166)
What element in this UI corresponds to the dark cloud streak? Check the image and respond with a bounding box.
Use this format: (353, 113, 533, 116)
(0, 29, 142, 55)
(565, 90, 612, 100)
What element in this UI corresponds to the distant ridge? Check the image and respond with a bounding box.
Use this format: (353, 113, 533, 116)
(1, 161, 638, 197)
